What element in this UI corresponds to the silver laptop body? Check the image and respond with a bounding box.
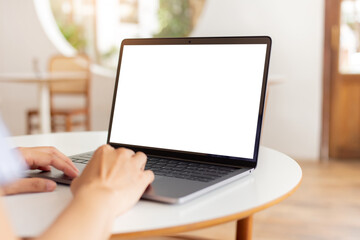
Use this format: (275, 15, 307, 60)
(29, 36, 272, 204)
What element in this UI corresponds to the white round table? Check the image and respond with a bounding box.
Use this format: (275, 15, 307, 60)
(4, 131, 302, 239)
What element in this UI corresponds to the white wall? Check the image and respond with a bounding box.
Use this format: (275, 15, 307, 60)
(0, 0, 324, 160)
(192, 0, 324, 160)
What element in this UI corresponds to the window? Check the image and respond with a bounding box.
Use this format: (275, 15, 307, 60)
(339, 0, 360, 73)
(43, 0, 206, 69)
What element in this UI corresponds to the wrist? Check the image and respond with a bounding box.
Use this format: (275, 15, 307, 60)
(72, 183, 119, 219)
(40, 183, 118, 240)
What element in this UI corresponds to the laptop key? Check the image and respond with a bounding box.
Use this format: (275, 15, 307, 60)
(70, 151, 94, 165)
(145, 157, 238, 182)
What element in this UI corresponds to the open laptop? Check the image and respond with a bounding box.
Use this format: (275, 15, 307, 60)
(29, 36, 272, 204)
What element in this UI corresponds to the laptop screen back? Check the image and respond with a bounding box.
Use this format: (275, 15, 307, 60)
(108, 37, 271, 166)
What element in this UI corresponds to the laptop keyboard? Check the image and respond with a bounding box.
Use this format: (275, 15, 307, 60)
(145, 157, 238, 182)
(71, 152, 94, 164)
(71, 153, 238, 183)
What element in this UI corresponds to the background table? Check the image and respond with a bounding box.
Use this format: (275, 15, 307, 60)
(4, 131, 301, 239)
(0, 72, 87, 133)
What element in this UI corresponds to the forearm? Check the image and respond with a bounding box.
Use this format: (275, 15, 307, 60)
(36, 186, 117, 240)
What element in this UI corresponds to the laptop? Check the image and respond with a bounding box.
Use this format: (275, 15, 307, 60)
(29, 36, 272, 204)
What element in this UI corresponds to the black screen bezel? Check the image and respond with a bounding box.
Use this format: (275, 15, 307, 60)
(107, 36, 272, 169)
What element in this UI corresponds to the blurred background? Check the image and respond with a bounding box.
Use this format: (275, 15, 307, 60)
(0, 0, 359, 239)
(0, 0, 324, 161)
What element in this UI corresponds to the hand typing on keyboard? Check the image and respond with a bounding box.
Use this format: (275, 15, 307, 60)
(2, 146, 79, 195)
(0, 143, 154, 240)
(71, 145, 155, 216)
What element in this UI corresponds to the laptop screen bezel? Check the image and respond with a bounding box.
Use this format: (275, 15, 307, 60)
(107, 36, 272, 169)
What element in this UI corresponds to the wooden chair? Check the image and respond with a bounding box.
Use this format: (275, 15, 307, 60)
(27, 55, 91, 134)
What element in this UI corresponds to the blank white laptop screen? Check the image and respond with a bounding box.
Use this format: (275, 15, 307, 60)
(109, 44, 267, 159)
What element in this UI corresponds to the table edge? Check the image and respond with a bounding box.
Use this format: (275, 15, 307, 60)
(8, 133, 301, 238)
(111, 173, 302, 238)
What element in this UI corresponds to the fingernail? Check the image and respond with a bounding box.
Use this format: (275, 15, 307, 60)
(71, 171, 79, 178)
(46, 181, 57, 191)
(72, 164, 80, 172)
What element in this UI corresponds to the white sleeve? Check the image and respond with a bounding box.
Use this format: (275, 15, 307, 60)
(0, 117, 27, 186)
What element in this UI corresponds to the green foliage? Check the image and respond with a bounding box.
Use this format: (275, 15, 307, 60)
(58, 21, 87, 52)
(154, 0, 192, 38)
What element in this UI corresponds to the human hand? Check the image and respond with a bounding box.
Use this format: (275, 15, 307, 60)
(2, 147, 79, 195)
(2, 178, 57, 195)
(18, 146, 79, 176)
(71, 145, 154, 216)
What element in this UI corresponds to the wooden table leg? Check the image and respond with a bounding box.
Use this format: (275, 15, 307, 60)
(236, 215, 253, 240)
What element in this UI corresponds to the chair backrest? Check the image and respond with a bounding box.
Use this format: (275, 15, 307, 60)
(49, 55, 90, 95)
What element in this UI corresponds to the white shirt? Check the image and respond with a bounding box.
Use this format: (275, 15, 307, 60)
(0, 116, 26, 185)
